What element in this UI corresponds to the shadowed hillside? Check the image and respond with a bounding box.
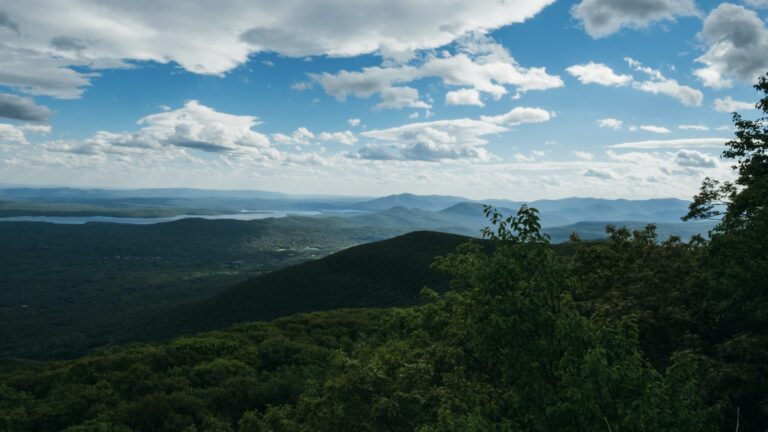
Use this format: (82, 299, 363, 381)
(122, 231, 476, 343)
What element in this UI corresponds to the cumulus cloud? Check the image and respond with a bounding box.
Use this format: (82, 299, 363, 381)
(375, 87, 431, 110)
(348, 118, 361, 127)
(318, 131, 357, 145)
(310, 36, 562, 109)
(445, 88, 484, 106)
(608, 137, 731, 149)
(71, 101, 276, 157)
(695, 3, 768, 89)
(713, 96, 756, 112)
(625, 57, 703, 106)
(0, 122, 50, 145)
(358, 107, 552, 161)
(566, 62, 632, 86)
(571, 0, 698, 38)
(359, 119, 502, 161)
(0, 123, 29, 145)
(273, 127, 315, 146)
(675, 149, 718, 168)
(596, 118, 623, 129)
(0, 93, 51, 122)
(639, 125, 672, 134)
(273, 127, 358, 146)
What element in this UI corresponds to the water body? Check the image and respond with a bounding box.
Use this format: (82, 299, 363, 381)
(0, 211, 323, 225)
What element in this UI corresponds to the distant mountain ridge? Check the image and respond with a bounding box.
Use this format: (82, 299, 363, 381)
(1, 187, 696, 228)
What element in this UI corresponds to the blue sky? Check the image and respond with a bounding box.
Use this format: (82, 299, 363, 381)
(0, 0, 766, 199)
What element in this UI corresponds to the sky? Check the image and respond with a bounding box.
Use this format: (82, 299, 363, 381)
(0, 0, 766, 200)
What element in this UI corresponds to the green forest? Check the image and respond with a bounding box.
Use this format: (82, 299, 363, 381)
(1, 76, 767, 431)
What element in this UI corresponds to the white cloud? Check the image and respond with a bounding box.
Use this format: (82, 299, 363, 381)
(318, 130, 357, 145)
(374, 87, 431, 110)
(0, 123, 29, 144)
(639, 125, 672, 134)
(0, 1, 556, 99)
(0, 121, 52, 146)
(713, 96, 755, 112)
(80, 101, 275, 156)
(566, 62, 632, 86)
(420, 38, 565, 97)
(571, 0, 698, 38)
(675, 149, 717, 168)
(695, 4, 768, 88)
(445, 88, 484, 106)
(2, 1, 554, 70)
(635, 80, 703, 106)
(359, 119, 503, 161)
(358, 106, 552, 161)
(678, 124, 709, 131)
(273, 127, 315, 146)
(310, 36, 562, 109)
(625, 57, 703, 106)
(693, 68, 732, 90)
(608, 137, 730, 149)
(480, 107, 553, 125)
(348, 118, 361, 127)
(596, 118, 623, 130)
(574, 150, 594, 160)
(19, 124, 52, 134)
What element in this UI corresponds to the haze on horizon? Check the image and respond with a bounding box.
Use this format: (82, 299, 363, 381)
(0, 0, 765, 200)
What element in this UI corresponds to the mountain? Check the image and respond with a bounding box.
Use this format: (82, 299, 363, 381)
(1, 187, 697, 227)
(0, 216, 407, 360)
(121, 231, 474, 343)
(348, 194, 695, 226)
(348, 193, 468, 212)
(530, 197, 692, 224)
(440, 202, 573, 228)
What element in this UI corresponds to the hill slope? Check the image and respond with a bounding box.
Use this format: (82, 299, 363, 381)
(124, 231, 474, 342)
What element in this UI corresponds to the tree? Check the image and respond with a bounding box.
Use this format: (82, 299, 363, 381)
(288, 206, 715, 431)
(684, 73, 768, 431)
(685, 74, 768, 229)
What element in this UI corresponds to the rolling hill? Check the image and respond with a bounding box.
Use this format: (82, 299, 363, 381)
(117, 231, 476, 344)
